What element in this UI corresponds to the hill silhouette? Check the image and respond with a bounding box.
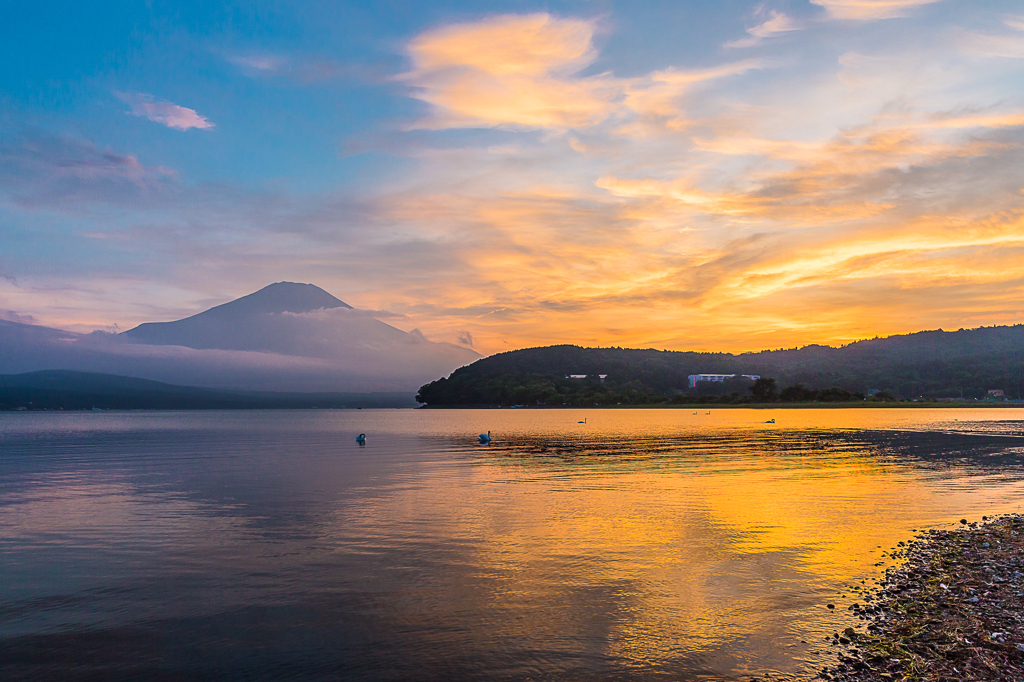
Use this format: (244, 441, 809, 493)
(416, 325, 1024, 406)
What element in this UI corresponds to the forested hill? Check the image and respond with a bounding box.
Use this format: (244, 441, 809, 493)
(416, 325, 1024, 406)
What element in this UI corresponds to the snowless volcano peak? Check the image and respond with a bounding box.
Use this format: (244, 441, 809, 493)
(121, 282, 358, 349)
(202, 282, 353, 316)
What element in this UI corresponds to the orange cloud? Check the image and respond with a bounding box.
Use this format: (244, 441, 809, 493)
(11, 10, 1024, 361)
(403, 13, 610, 129)
(351, 91, 1024, 353)
(402, 13, 762, 132)
(408, 13, 597, 77)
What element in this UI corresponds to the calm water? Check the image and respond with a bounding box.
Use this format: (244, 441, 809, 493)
(3, 408, 1024, 681)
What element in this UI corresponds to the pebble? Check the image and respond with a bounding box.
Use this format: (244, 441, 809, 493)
(818, 514, 1024, 681)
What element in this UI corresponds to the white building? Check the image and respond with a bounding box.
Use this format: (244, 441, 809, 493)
(688, 373, 760, 388)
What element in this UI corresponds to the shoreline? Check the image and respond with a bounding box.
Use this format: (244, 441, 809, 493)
(3, 403, 1021, 412)
(418, 402, 1024, 409)
(818, 515, 1024, 681)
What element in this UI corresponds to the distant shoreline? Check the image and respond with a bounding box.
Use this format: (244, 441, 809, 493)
(418, 402, 1024, 409)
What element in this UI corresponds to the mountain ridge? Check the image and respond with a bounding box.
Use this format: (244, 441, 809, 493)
(416, 324, 1024, 405)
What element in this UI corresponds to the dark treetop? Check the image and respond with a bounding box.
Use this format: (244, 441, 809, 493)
(416, 325, 1024, 406)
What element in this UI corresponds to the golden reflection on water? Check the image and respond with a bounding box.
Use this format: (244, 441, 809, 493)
(376, 408, 1024, 674)
(2, 408, 1024, 680)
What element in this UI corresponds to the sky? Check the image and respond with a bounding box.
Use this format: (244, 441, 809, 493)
(2, 0, 1023, 355)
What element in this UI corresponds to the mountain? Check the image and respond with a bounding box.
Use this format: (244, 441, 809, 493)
(0, 283, 479, 393)
(0, 370, 417, 410)
(121, 282, 420, 357)
(416, 326, 1024, 405)
(124, 282, 354, 350)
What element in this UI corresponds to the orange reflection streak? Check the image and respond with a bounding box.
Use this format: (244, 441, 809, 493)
(9, 409, 1024, 676)
(314, 408, 1024, 671)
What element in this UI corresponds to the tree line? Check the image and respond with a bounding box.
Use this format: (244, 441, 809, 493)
(416, 326, 1024, 406)
(415, 372, 904, 406)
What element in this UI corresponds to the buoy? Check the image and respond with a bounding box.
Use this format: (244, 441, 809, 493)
(356, 433, 366, 444)
(478, 431, 491, 444)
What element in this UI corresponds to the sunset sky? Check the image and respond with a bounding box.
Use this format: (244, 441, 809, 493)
(2, 0, 1023, 355)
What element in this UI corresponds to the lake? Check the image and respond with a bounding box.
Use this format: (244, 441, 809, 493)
(2, 408, 1024, 681)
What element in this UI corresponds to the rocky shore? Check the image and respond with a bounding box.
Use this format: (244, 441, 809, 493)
(819, 514, 1024, 681)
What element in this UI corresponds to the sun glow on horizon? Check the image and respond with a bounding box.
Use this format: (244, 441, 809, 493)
(1, 2, 1023, 356)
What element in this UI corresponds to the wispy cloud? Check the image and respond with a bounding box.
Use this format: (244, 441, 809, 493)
(726, 11, 802, 48)
(116, 92, 214, 131)
(401, 13, 608, 129)
(401, 13, 763, 132)
(0, 309, 35, 324)
(344, 12, 1024, 351)
(226, 53, 355, 82)
(810, 0, 942, 21)
(959, 16, 1024, 59)
(228, 54, 288, 72)
(6, 9, 1024, 356)
(0, 132, 177, 210)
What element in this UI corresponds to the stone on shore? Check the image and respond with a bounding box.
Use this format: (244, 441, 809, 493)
(819, 514, 1024, 681)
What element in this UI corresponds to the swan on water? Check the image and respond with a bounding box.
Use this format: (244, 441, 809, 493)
(478, 431, 492, 444)
(764, 419, 775, 424)
(356, 433, 366, 444)
(578, 418, 587, 424)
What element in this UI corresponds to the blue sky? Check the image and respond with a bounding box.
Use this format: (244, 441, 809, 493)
(2, 0, 1023, 353)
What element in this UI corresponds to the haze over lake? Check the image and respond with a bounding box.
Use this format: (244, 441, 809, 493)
(3, 408, 1024, 681)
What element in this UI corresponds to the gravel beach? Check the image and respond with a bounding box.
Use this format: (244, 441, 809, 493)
(818, 514, 1024, 681)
